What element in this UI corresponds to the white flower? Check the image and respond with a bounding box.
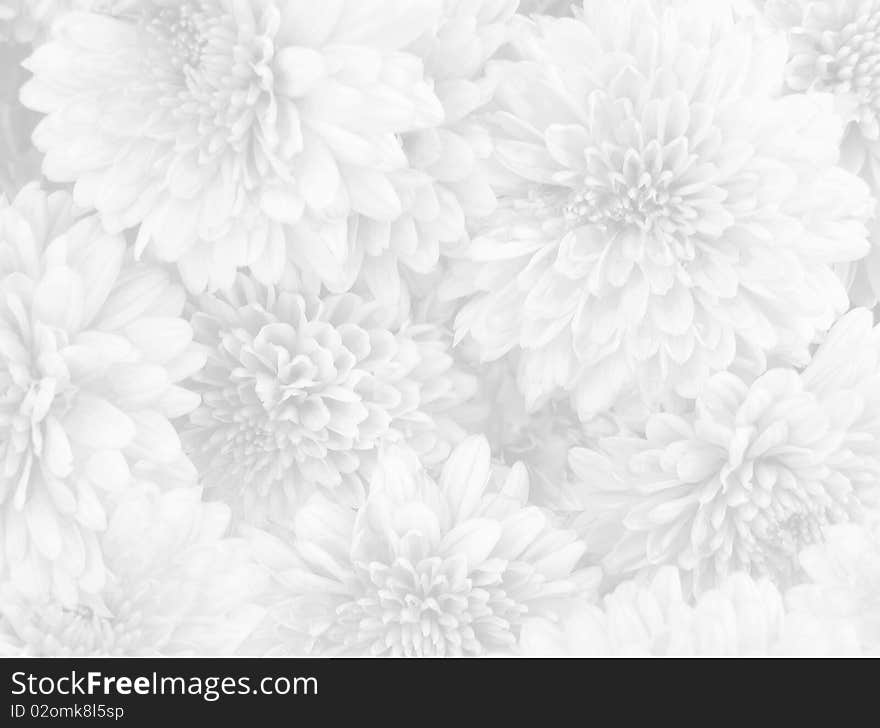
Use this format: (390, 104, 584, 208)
(252, 437, 595, 656)
(567, 308, 880, 590)
(185, 275, 476, 527)
(351, 0, 513, 304)
(0, 185, 204, 605)
(784, 521, 880, 654)
(21, 0, 448, 293)
(451, 0, 871, 417)
(0, 486, 267, 655)
(520, 566, 791, 655)
(768, 0, 880, 305)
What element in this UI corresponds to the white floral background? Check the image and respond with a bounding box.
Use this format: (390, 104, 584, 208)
(1, 0, 880, 657)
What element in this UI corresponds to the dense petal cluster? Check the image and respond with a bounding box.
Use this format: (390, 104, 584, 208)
(20, 0, 455, 292)
(2, 0, 880, 659)
(452, 0, 872, 416)
(185, 275, 476, 526)
(0, 487, 267, 655)
(13, 0, 523, 302)
(253, 437, 595, 656)
(0, 185, 203, 604)
(567, 309, 880, 589)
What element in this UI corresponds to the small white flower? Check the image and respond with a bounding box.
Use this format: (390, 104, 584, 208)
(0, 185, 204, 604)
(567, 308, 880, 590)
(0, 486, 267, 655)
(451, 0, 871, 416)
(252, 436, 595, 656)
(185, 275, 476, 527)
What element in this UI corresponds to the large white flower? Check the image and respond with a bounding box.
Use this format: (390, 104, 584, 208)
(251, 437, 595, 656)
(0, 185, 204, 604)
(567, 308, 880, 590)
(767, 0, 880, 305)
(20, 0, 449, 293)
(185, 275, 476, 527)
(451, 0, 871, 417)
(519, 566, 793, 655)
(0, 486, 267, 655)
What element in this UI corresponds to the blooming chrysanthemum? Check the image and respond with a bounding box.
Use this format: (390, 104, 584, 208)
(0, 486, 267, 655)
(252, 437, 595, 656)
(451, 0, 871, 416)
(784, 521, 880, 654)
(20, 0, 450, 293)
(0, 185, 204, 604)
(184, 275, 476, 526)
(519, 566, 793, 655)
(568, 308, 880, 590)
(768, 0, 880, 305)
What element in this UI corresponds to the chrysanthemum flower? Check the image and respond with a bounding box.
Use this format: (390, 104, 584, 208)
(767, 0, 880, 305)
(184, 275, 476, 527)
(20, 0, 449, 293)
(451, 0, 872, 416)
(0, 185, 204, 604)
(0, 486, 267, 655)
(519, 566, 792, 655)
(251, 437, 595, 656)
(784, 521, 880, 654)
(567, 308, 880, 590)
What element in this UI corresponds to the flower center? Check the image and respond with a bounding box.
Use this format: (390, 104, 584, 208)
(147, 4, 209, 70)
(564, 170, 676, 233)
(338, 554, 486, 656)
(793, 2, 880, 134)
(141, 0, 278, 170)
